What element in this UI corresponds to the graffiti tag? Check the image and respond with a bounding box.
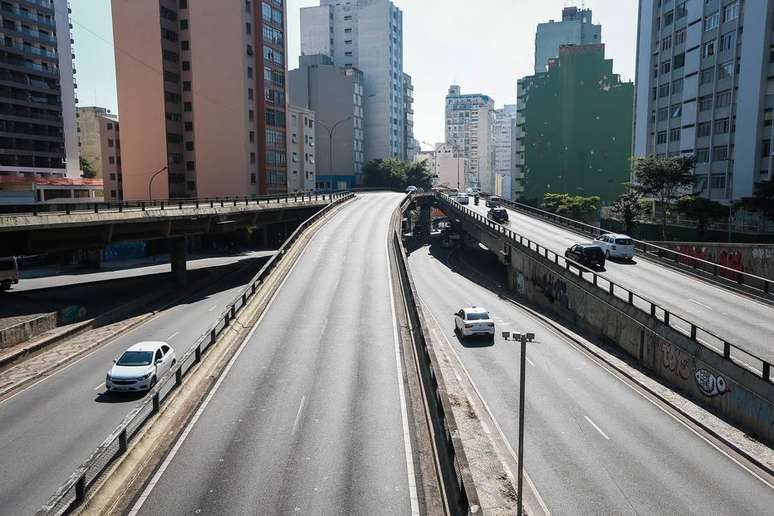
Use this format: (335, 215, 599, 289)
(694, 368, 730, 397)
(658, 341, 691, 380)
(534, 273, 569, 309)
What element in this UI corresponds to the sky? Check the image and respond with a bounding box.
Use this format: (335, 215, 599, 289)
(71, 0, 638, 148)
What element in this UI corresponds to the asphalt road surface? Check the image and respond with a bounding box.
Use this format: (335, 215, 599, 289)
(409, 240, 774, 515)
(468, 202, 774, 365)
(0, 254, 273, 515)
(132, 193, 417, 516)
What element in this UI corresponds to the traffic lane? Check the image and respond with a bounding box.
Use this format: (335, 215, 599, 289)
(468, 203, 774, 362)
(13, 250, 275, 292)
(136, 193, 414, 515)
(409, 243, 774, 515)
(0, 257, 267, 516)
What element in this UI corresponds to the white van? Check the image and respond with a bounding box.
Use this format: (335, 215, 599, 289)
(0, 257, 19, 290)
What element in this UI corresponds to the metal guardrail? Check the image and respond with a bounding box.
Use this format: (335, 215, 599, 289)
(0, 191, 350, 217)
(393, 194, 481, 515)
(438, 194, 773, 383)
(37, 192, 354, 516)
(494, 197, 774, 299)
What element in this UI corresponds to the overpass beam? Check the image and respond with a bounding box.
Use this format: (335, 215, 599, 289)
(170, 236, 187, 286)
(419, 204, 432, 237)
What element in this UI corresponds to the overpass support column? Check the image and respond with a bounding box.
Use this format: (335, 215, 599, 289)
(170, 237, 187, 286)
(419, 204, 431, 237)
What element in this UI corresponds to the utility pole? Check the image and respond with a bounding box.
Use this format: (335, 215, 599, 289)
(316, 117, 352, 192)
(147, 166, 168, 200)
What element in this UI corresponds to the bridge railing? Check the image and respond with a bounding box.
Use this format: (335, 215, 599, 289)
(37, 192, 354, 516)
(439, 194, 773, 383)
(1, 190, 351, 217)
(490, 196, 774, 300)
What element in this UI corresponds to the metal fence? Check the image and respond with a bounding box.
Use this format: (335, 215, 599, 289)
(438, 194, 773, 383)
(494, 197, 774, 300)
(392, 195, 481, 515)
(37, 192, 354, 516)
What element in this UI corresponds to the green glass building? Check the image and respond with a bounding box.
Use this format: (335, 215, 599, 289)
(514, 44, 634, 203)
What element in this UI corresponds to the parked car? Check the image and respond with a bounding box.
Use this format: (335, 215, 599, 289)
(0, 257, 19, 291)
(106, 341, 176, 393)
(405, 185, 417, 193)
(457, 193, 470, 205)
(486, 195, 502, 208)
(565, 244, 606, 270)
(454, 307, 495, 339)
(593, 233, 636, 260)
(487, 207, 509, 223)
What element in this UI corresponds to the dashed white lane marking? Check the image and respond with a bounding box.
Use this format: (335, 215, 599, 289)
(208, 304, 217, 312)
(526, 357, 535, 367)
(584, 416, 610, 440)
(94, 382, 104, 391)
(292, 396, 307, 435)
(688, 298, 713, 311)
(166, 331, 179, 341)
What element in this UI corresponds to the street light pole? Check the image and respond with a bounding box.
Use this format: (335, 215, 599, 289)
(147, 166, 168, 200)
(517, 331, 527, 516)
(316, 117, 352, 192)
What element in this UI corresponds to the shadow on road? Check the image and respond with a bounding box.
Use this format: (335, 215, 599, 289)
(94, 390, 147, 404)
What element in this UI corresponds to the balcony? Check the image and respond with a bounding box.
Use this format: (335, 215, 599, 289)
(1, 5, 56, 27)
(0, 39, 56, 59)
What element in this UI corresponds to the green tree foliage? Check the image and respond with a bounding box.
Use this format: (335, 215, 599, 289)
(610, 190, 648, 236)
(676, 196, 729, 241)
(735, 180, 774, 222)
(542, 193, 601, 224)
(80, 157, 97, 179)
(632, 155, 696, 239)
(362, 159, 433, 190)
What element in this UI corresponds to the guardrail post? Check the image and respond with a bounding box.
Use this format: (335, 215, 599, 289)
(210, 328, 216, 343)
(75, 474, 87, 503)
(664, 311, 670, 325)
(179, 201, 183, 209)
(242, 293, 247, 305)
(152, 392, 160, 412)
(763, 362, 771, 381)
(723, 342, 731, 358)
(690, 325, 697, 340)
(230, 305, 236, 318)
(118, 428, 128, 452)
(608, 282, 614, 295)
(628, 291, 634, 304)
(141, 201, 145, 211)
(195, 344, 202, 363)
(593, 274, 598, 286)
(765, 281, 771, 295)
(161, 201, 165, 210)
(66, 204, 71, 215)
(175, 367, 182, 386)
(221, 200, 225, 207)
(118, 203, 123, 213)
(650, 304, 656, 317)
(94, 203, 99, 214)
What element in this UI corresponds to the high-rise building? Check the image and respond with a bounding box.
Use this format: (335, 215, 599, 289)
(535, 6, 601, 73)
(289, 54, 365, 189)
(111, 0, 288, 200)
(287, 104, 316, 192)
(634, 0, 768, 202)
(445, 85, 495, 192)
(300, 0, 407, 162)
(402, 73, 416, 161)
(0, 0, 79, 179)
(77, 106, 122, 200)
(494, 105, 517, 199)
(516, 44, 633, 203)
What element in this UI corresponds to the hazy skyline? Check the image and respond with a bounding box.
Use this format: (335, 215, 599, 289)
(71, 0, 638, 150)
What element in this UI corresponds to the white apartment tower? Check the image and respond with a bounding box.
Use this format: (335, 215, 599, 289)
(300, 0, 410, 162)
(635, 0, 770, 201)
(535, 6, 601, 73)
(286, 105, 316, 193)
(494, 105, 517, 199)
(445, 85, 495, 192)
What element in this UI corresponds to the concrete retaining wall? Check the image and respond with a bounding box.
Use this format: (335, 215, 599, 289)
(651, 242, 774, 281)
(0, 313, 57, 349)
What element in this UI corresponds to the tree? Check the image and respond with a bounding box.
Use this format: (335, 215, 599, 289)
(542, 193, 601, 224)
(405, 160, 433, 190)
(632, 155, 696, 239)
(362, 159, 406, 189)
(736, 180, 774, 222)
(610, 190, 647, 236)
(676, 196, 729, 241)
(80, 157, 97, 179)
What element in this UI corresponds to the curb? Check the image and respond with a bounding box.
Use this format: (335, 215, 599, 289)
(0, 318, 93, 370)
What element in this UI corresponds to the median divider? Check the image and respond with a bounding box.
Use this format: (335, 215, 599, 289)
(36, 192, 354, 516)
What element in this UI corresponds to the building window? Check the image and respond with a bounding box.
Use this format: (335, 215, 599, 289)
(661, 35, 672, 51)
(673, 53, 685, 69)
(671, 104, 682, 118)
(714, 118, 730, 134)
(703, 40, 715, 58)
(251, 173, 256, 184)
(695, 148, 710, 163)
(186, 161, 195, 171)
(765, 109, 773, 127)
(700, 67, 714, 84)
(180, 19, 188, 30)
(250, 152, 256, 164)
(185, 122, 193, 131)
(663, 10, 673, 27)
(661, 60, 671, 74)
(710, 175, 726, 189)
(716, 89, 732, 107)
(669, 128, 680, 142)
(720, 32, 735, 52)
(712, 146, 728, 161)
(249, 130, 255, 142)
(697, 122, 712, 138)
(181, 41, 190, 51)
(108, 139, 114, 147)
(705, 12, 719, 31)
(717, 61, 733, 80)
(185, 141, 194, 151)
(675, 28, 686, 45)
(108, 157, 115, 165)
(672, 78, 683, 95)
(699, 95, 713, 112)
(723, 2, 739, 23)
(182, 61, 190, 71)
(184, 102, 192, 112)
(656, 131, 667, 144)
(762, 140, 771, 158)
(246, 22, 251, 34)
(658, 83, 670, 98)
(657, 106, 669, 121)
(183, 81, 191, 91)
(676, 1, 687, 19)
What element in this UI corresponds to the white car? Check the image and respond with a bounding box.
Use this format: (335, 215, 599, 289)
(456, 193, 470, 205)
(454, 307, 495, 338)
(593, 233, 636, 260)
(405, 185, 417, 193)
(106, 341, 176, 392)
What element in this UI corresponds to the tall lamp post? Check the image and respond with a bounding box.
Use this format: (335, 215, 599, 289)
(419, 140, 439, 186)
(147, 166, 168, 200)
(316, 117, 353, 192)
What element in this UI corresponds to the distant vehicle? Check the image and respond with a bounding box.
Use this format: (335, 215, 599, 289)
(456, 193, 470, 205)
(0, 257, 19, 291)
(593, 233, 635, 260)
(449, 188, 459, 196)
(454, 307, 495, 338)
(106, 341, 176, 393)
(405, 185, 417, 193)
(486, 195, 502, 208)
(487, 207, 509, 223)
(469, 187, 480, 194)
(565, 244, 606, 270)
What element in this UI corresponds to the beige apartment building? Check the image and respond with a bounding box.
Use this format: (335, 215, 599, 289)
(111, 0, 289, 200)
(77, 106, 122, 200)
(287, 105, 316, 192)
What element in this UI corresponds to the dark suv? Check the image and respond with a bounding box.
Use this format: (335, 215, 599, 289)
(565, 244, 606, 270)
(487, 207, 509, 223)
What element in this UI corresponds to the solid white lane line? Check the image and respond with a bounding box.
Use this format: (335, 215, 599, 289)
(292, 396, 306, 435)
(584, 416, 610, 440)
(129, 233, 313, 516)
(386, 226, 420, 516)
(688, 299, 714, 311)
(166, 331, 179, 341)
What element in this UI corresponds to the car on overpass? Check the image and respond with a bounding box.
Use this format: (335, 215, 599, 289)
(106, 341, 176, 393)
(405, 185, 417, 193)
(485, 195, 502, 208)
(487, 207, 509, 224)
(0, 256, 19, 290)
(456, 193, 470, 205)
(593, 233, 636, 260)
(454, 307, 495, 339)
(565, 244, 606, 270)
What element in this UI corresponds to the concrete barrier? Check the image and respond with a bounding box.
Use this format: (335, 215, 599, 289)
(0, 313, 57, 349)
(650, 242, 774, 281)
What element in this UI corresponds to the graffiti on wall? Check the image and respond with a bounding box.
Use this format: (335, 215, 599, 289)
(534, 273, 569, 309)
(694, 368, 730, 397)
(516, 272, 526, 296)
(677, 245, 744, 280)
(657, 341, 691, 381)
(752, 248, 774, 260)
